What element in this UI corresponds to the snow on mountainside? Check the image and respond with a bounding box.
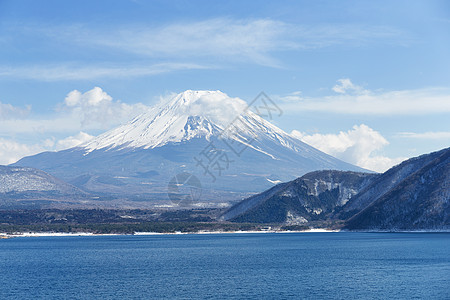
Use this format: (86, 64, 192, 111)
(344, 147, 450, 230)
(0, 166, 81, 194)
(80, 90, 332, 161)
(0, 165, 90, 209)
(82, 90, 242, 152)
(14, 90, 365, 206)
(222, 170, 377, 223)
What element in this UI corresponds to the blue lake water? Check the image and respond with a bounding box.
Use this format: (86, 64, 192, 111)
(0, 232, 449, 299)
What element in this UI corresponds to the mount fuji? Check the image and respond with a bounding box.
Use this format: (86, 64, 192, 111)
(14, 90, 366, 207)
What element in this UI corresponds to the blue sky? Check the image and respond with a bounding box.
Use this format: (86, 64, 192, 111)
(0, 0, 449, 171)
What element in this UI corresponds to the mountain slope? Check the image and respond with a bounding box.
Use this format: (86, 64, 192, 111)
(0, 165, 89, 209)
(222, 170, 378, 223)
(344, 147, 449, 230)
(223, 147, 449, 230)
(337, 148, 448, 219)
(14, 90, 365, 206)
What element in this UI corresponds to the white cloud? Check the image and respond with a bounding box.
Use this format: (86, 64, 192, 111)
(0, 138, 50, 165)
(55, 131, 94, 150)
(279, 80, 450, 115)
(152, 90, 248, 127)
(0, 87, 149, 135)
(291, 124, 406, 172)
(0, 87, 148, 163)
(185, 92, 248, 126)
(396, 131, 450, 140)
(332, 78, 368, 94)
(60, 87, 150, 129)
(64, 87, 112, 107)
(0, 132, 95, 165)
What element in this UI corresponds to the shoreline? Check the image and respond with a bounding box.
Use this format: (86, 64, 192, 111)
(2, 228, 338, 238)
(2, 228, 449, 238)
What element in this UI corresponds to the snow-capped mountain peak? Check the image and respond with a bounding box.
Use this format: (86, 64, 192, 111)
(15, 90, 365, 204)
(80, 90, 332, 163)
(80, 90, 279, 152)
(81, 90, 233, 151)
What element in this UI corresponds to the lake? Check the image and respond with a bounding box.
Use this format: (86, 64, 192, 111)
(0, 232, 449, 299)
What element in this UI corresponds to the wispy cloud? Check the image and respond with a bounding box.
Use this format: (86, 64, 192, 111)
(0, 19, 409, 81)
(291, 24, 407, 48)
(69, 20, 407, 66)
(90, 19, 293, 67)
(396, 131, 450, 139)
(0, 63, 209, 81)
(0, 102, 31, 119)
(278, 79, 450, 115)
